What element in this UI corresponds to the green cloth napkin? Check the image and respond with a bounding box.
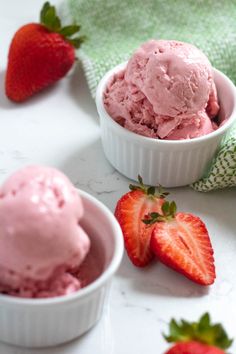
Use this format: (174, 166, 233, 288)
(62, 0, 236, 191)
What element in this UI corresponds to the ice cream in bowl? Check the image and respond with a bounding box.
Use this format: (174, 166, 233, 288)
(0, 166, 123, 347)
(96, 39, 236, 187)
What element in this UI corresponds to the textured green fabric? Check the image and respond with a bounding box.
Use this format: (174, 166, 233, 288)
(192, 126, 236, 191)
(62, 0, 236, 191)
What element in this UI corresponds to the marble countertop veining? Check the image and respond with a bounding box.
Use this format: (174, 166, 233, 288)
(0, 1, 236, 353)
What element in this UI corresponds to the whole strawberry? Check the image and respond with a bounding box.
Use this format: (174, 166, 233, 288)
(164, 313, 233, 354)
(6, 2, 84, 102)
(115, 176, 168, 267)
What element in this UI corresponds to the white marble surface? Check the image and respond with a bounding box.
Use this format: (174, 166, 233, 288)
(0, 1, 236, 353)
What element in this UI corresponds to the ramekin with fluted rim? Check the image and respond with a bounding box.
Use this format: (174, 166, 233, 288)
(0, 189, 124, 348)
(96, 62, 236, 187)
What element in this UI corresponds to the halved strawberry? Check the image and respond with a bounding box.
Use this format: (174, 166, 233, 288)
(144, 201, 216, 285)
(115, 176, 167, 267)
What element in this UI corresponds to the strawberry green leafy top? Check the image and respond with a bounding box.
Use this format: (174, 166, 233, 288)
(40, 2, 85, 48)
(164, 313, 233, 350)
(129, 175, 169, 199)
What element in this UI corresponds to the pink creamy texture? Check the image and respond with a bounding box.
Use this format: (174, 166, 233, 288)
(0, 166, 93, 298)
(104, 40, 220, 140)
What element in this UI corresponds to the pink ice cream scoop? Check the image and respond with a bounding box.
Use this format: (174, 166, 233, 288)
(0, 166, 90, 298)
(104, 39, 220, 140)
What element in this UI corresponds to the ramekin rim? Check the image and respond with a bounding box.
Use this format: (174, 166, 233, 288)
(0, 189, 124, 306)
(96, 62, 236, 145)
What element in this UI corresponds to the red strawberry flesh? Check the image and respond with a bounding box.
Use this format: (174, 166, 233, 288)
(165, 341, 225, 354)
(151, 212, 215, 285)
(115, 190, 163, 267)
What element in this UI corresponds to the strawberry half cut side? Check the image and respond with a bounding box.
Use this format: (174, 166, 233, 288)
(145, 201, 216, 285)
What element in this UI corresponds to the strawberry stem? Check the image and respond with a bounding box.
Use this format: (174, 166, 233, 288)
(164, 313, 233, 350)
(142, 200, 176, 224)
(129, 175, 169, 199)
(40, 2, 85, 48)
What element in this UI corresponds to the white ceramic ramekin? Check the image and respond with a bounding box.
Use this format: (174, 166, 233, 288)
(96, 62, 236, 187)
(0, 189, 124, 348)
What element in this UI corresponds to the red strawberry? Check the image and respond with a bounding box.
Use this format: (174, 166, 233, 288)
(165, 341, 225, 354)
(144, 201, 215, 285)
(115, 176, 167, 267)
(164, 313, 232, 354)
(6, 2, 85, 102)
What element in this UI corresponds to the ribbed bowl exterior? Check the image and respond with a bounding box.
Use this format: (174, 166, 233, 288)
(101, 121, 222, 187)
(0, 190, 123, 348)
(96, 63, 236, 187)
(0, 283, 109, 347)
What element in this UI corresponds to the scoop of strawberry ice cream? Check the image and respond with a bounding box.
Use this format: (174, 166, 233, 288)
(104, 39, 220, 140)
(125, 40, 217, 116)
(0, 166, 90, 298)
